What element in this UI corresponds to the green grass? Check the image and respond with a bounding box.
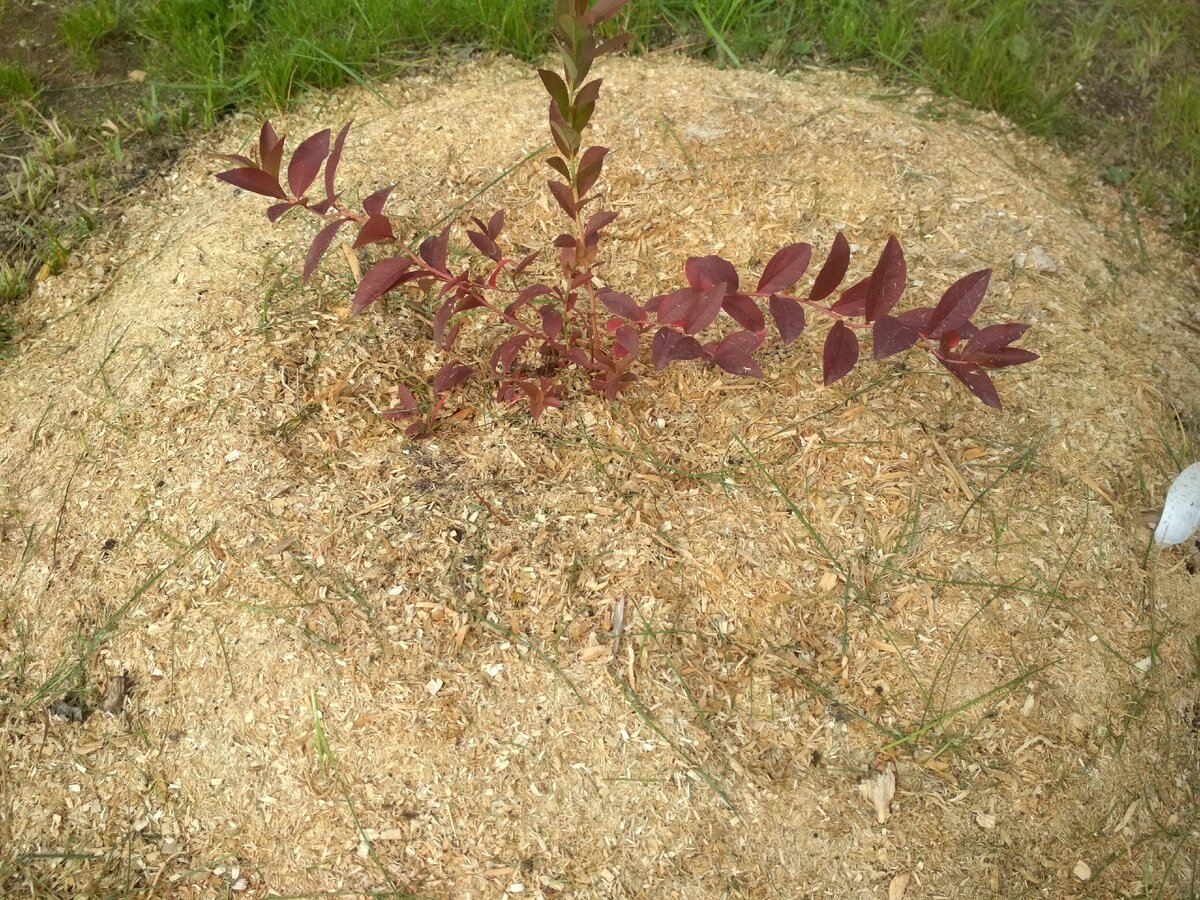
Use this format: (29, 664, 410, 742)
(109, 0, 1199, 241)
(0, 62, 35, 105)
(133, 0, 554, 119)
(59, 0, 130, 67)
(0, 262, 29, 305)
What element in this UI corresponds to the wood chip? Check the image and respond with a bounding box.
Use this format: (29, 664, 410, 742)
(580, 644, 611, 663)
(102, 670, 131, 715)
(860, 764, 896, 824)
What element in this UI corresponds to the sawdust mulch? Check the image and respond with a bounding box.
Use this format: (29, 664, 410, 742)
(2, 55, 1200, 898)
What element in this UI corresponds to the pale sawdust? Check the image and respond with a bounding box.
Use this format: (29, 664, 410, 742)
(1, 53, 1199, 898)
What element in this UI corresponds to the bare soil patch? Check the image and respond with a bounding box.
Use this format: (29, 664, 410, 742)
(2, 55, 1199, 898)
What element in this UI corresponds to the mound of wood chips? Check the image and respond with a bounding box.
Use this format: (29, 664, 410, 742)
(2, 54, 1199, 898)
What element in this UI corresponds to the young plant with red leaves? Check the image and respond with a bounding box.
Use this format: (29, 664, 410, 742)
(213, 0, 1036, 436)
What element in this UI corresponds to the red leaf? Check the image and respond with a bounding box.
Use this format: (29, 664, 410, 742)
(711, 352, 763, 378)
(437, 268, 470, 299)
(539, 306, 564, 341)
(709, 329, 765, 377)
(596, 32, 634, 57)
(384, 384, 420, 420)
(871, 314, 919, 360)
(547, 156, 570, 179)
(600, 289, 642, 321)
(614, 323, 639, 358)
(455, 294, 485, 314)
(722, 293, 765, 331)
(938, 357, 1001, 408)
(210, 151, 255, 168)
(810, 232, 850, 302)
(757, 242, 813, 294)
(382, 405, 417, 421)
(259, 122, 284, 179)
(584, 210, 618, 239)
(963, 322, 1030, 354)
(822, 320, 860, 385)
(577, 145, 609, 196)
(491, 333, 532, 374)
(654, 287, 693, 325)
(419, 225, 451, 273)
(897, 306, 934, 333)
(548, 180, 577, 218)
(961, 346, 1039, 369)
(352, 256, 413, 315)
(433, 294, 457, 347)
(864, 236, 906, 323)
(651, 328, 705, 370)
(352, 215, 395, 248)
(513, 251, 540, 276)
(362, 183, 395, 216)
(565, 347, 597, 371)
(830, 277, 869, 316)
(266, 201, 295, 222)
(393, 384, 419, 413)
(575, 78, 603, 107)
(396, 384, 418, 408)
(650, 328, 673, 370)
(216, 167, 287, 200)
(433, 360, 473, 394)
(683, 282, 727, 335)
(537, 68, 571, 116)
(572, 99, 597, 133)
(468, 229, 501, 261)
(287, 128, 330, 197)
(685, 255, 739, 293)
(303, 218, 348, 284)
(769, 295, 806, 344)
(532, 378, 565, 419)
(519, 283, 554, 303)
(507, 376, 564, 419)
(927, 269, 991, 337)
(487, 209, 505, 239)
(669, 333, 706, 365)
(549, 116, 580, 158)
(324, 121, 351, 203)
(583, 0, 631, 25)
(715, 329, 765, 357)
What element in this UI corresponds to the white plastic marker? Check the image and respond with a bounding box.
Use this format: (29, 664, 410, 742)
(1155, 462, 1200, 547)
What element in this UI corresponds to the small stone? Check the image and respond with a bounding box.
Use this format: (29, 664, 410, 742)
(1026, 245, 1057, 273)
(1073, 860, 1091, 881)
